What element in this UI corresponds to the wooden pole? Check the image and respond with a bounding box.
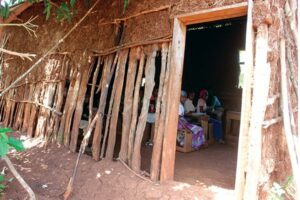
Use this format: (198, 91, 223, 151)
(131, 46, 157, 172)
(70, 58, 93, 152)
(105, 49, 129, 160)
(150, 43, 170, 181)
(235, 1, 254, 199)
(243, 24, 270, 200)
(92, 54, 116, 161)
(280, 39, 300, 200)
(100, 53, 120, 159)
(119, 48, 139, 162)
(127, 52, 145, 165)
(160, 18, 186, 182)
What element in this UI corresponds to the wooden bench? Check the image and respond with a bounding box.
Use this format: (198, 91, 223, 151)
(225, 111, 241, 137)
(176, 120, 213, 153)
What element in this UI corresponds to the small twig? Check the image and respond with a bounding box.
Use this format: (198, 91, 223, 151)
(0, 47, 36, 61)
(262, 117, 282, 129)
(0, 16, 39, 37)
(5, 98, 62, 115)
(117, 158, 156, 184)
(0, 0, 100, 98)
(3, 156, 36, 200)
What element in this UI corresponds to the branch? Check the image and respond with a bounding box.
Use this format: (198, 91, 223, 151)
(0, 16, 38, 37)
(0, 47, 36, 61)
(0, 0, 101, 98)
(3, 156, 36, 200)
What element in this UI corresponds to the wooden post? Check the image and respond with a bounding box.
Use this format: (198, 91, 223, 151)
(150, 43, 170, 181)
(35, 59, 60, 137)
(100, 54, 120, 159)
(69, 58, 93, 152)
(27, 84, 42, 137)
(22, 84, 34, 132)
(131, 46, 157, 172)
(63, 66, 82, 147)
(127, 52, 145, 165)
(92, 54, 116, 161)
(235, 1, 253, 199)
(105, 49, 129, 160)
(160, 18, 186, 182)
(243, 24, 270, 200)
(52, 56, 69, 141)
(119, 48, 139, 162)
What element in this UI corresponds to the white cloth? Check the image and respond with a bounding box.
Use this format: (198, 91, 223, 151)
(184, 99, 196, 113)
(147, 113, 156, 123)
(196, 98, 207, 112)
(179, 104, 185, 116)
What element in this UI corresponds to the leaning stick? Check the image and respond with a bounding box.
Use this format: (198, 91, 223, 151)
(63, 112, 99, 200)
(0, 0, 101, 98)
(280, 39, 300, 200)
(3, 156, 36, 200)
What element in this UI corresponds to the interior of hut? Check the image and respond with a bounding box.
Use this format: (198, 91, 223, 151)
(173, 16, 247, 189)
(78, 16, 247, 189)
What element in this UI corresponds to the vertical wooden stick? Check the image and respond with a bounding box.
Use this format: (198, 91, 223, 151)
(119, 48, 139, 162)
(280, 39, 300, 200)
(92, 54, 116, 161)
(235, 0, 254, 198)
(243, 24, 270, 200)
(105, 49, 129, 160)
(150, 43, 170, 181)
(131, 46, 157, 172)
(70, 58, 93, 152)
(127, 52, 145, 165)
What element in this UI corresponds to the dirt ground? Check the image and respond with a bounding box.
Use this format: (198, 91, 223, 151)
(1, 132, 238, 200)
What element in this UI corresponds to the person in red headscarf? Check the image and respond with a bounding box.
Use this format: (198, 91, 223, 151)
(196, 89, 208, 112)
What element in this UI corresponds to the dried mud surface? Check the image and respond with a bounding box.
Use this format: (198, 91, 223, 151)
(1, 132, 237, 200)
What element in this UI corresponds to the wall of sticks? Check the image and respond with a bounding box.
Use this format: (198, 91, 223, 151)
(0, 42, 171, 181)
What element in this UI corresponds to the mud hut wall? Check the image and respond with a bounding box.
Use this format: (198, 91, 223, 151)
(237, 0, 297, 198)
(2, 0, 298, 188)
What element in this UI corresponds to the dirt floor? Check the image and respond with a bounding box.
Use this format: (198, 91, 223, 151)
(1, 132, 238, 200)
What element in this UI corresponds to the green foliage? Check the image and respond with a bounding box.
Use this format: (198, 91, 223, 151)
(123, 0, 128, 13)
(0, 127, 24, 194)
(271, 176, 295, 200)
(0, 128, 24, 157)
(0, 0, 77, 22)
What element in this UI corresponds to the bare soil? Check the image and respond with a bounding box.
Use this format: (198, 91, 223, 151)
(1, 132, 237, 200)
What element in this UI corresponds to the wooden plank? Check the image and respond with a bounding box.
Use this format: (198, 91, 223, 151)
(52, 56, 69, 141)
(131, 46, 157, 172)
(105, 49, 129, 160)
(119, 48, 139, 162)
(27, 84, 42, 137)
(63, 68, 82, 147)
(160, 18, 186, 182)
(69, 59, 93, 152)
(92, 54, 116, 161)
(178, 2, 248, 25)
(150, 43, 170, 181)
(22, 84, 34, 132)
(100, 53, 120, 159)
(35, 59, 60, 138)
(243, 24, 270, 200)
(89, 57, 101, 124)
(127, 51, 146, 165)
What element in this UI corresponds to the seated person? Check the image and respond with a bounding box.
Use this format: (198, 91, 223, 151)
(197, 89, 208, 112)
(184, 91, 196, 114)
(177, 91, 205, 149)
(197, 89, 225, 144)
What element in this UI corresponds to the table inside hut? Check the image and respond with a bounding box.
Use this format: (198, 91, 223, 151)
(186, 112, 210, 123)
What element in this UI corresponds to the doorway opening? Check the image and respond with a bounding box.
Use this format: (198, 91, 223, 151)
(174, 16, 247, 191)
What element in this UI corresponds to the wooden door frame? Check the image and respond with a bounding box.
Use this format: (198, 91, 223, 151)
(160, 2, 248, 183)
